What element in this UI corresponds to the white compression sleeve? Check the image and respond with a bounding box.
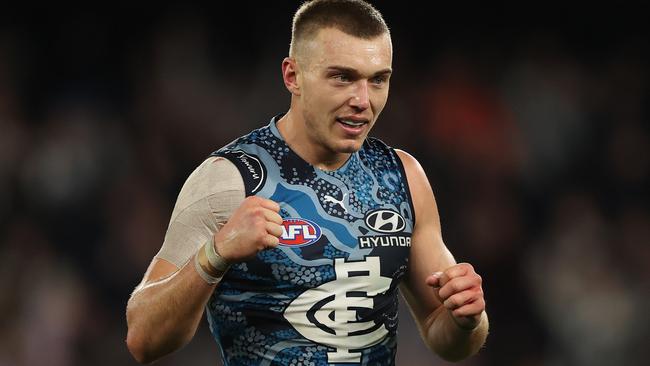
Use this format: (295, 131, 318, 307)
(155, 156, 245, 268)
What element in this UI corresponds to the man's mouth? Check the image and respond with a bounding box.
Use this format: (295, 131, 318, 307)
(336, 118, 368, 128)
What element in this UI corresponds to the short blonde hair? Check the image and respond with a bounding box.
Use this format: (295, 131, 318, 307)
(289, 0, 390, 58)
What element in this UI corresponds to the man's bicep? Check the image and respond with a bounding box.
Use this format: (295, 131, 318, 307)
(395, 150, 456, 321)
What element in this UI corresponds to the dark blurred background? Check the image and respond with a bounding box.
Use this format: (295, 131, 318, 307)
(1, 2, 648, 365)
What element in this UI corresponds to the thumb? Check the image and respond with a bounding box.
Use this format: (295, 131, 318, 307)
(426, 272, 445, 305)
(426, 272, 443, 287)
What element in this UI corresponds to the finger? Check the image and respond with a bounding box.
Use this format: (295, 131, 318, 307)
(259, 198, 281, 212)
(262, 207, 284, 225)
(438, 276, 481, 300)
(425, 272, 445, 306)
(443, 289, 479, 310)
(266, 222, 283, 238)
(452, 298, 485, 318)
(427, 274, 445, 306)
(439, 263, 472, 287)
(263, 234, 280, 248)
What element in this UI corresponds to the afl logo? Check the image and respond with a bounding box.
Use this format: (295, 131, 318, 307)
(365, 209, 405, 233)
(279, 218, 322, 247)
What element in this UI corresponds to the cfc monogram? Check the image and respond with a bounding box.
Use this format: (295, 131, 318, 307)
(283, 257, 391, 363)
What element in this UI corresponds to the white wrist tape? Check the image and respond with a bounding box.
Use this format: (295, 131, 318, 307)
(205, 237, 231, 274)
(194, 253, 222, 285)
(194, 238, 231, 285)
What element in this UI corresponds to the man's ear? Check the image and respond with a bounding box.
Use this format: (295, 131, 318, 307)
(282, 57, 301, 96)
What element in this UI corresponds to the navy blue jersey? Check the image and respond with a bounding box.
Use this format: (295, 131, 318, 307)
(207, 115, 415, 366)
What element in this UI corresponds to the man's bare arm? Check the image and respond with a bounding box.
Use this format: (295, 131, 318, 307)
(126, 257, 216, 364)
(126, 195, 283, 364)
(125, 157, 283, 364)
(396, 149, 488, 362)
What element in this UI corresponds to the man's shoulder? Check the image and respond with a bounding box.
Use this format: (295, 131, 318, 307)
(171, 156, 243, 216)
(209, 129, 270, 196)
(392, 148, 417, 164)
(391, 149, 424, 178)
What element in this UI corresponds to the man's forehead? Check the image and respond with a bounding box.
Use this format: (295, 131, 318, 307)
(302, 27, 392, 71)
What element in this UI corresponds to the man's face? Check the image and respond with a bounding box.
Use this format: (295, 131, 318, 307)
(296, 27, 393, 156)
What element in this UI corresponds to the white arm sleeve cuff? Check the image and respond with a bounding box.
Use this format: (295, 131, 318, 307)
(155, 156, 245, 268)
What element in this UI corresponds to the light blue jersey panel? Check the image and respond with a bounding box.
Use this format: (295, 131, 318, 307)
(207, 115, 415, 366)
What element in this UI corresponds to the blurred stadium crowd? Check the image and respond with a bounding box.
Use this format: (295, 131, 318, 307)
(0, 3, 648, 366)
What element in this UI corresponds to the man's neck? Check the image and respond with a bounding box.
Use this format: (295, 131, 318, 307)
(276, 111, 350, 171)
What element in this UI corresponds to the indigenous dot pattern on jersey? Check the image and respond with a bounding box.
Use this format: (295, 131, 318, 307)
(206, 115, 415, 365)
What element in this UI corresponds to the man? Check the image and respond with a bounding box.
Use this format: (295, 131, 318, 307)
(126, 1, 488, 365)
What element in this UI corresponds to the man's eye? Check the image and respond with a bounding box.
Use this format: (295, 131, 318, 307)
(371, 76, 388, 85)
(334, 74, 351, 82)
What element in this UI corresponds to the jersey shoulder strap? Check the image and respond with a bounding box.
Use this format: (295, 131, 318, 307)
(210, 147, 267, 196)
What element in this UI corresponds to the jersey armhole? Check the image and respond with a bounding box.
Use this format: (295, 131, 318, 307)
(211, 149, 267, 196)
(392, 148, 417, 228)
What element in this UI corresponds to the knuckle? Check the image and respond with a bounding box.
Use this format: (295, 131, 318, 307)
(439, 273, 451, 285)
(461, 262, 474, 272)
(268, 199, 280, 209)
(256, 231, 267, 242)
(270, 225, 281, 237)
(245, 196, 260, 205)
(263, 236, 279, 249)
(468, 289, 480, 302)
(251, 217, 264, 229)
(252, 206, 265, 217)
(454, 296, 464, 307)
(445, 296, 458, 308)
(437, 289, 448, 301)
(440, 284, 453, 297)
(448, 281, 459, 293)
(257, 240, 266, 250)
(445, 296, 457, 306)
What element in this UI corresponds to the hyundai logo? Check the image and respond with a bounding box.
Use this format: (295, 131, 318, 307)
(365, 209, 405, 233)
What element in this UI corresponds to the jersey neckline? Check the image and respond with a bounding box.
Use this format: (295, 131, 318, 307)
(268, 113, 357, 174)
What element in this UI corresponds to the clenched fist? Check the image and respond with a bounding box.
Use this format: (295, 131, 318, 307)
(214, 196, 284, 263)
(426, 263, 485, 330)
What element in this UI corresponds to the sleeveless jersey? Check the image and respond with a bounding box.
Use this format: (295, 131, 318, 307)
(207, 115, 415, 366)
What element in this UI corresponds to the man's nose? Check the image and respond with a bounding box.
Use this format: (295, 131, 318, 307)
(349, 80, 370, 110)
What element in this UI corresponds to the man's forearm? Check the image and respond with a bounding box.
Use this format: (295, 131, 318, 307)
(425, 307, 489, 362)
(126, 257, 217, 364)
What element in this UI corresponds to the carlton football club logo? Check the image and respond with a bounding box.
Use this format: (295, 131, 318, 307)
(284, 256, 391, 363)
(279, 218, 322, 247)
